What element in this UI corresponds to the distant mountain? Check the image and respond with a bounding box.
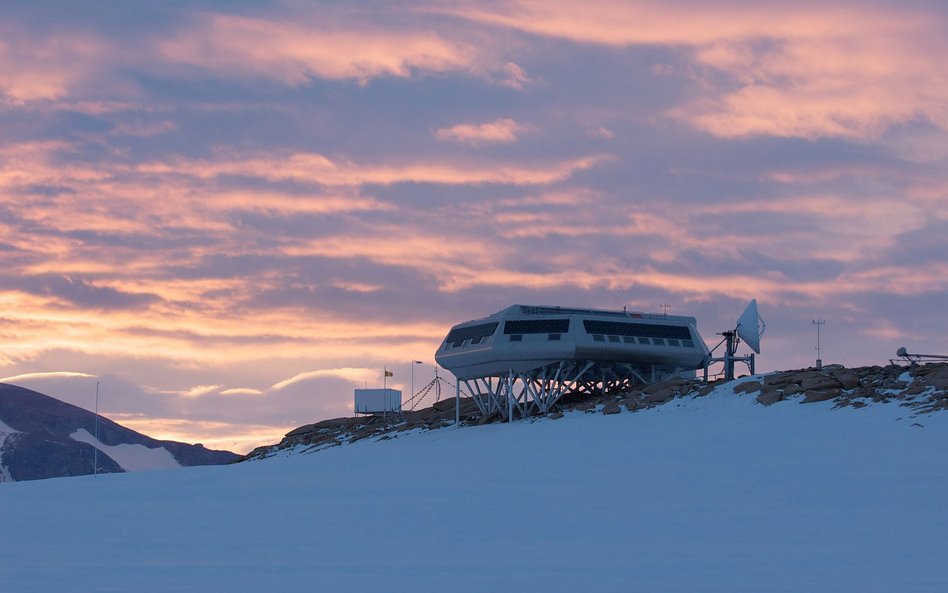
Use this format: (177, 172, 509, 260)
(0, 383, 239, 482)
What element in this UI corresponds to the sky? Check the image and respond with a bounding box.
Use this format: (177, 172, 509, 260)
(1, 0, 946, 453)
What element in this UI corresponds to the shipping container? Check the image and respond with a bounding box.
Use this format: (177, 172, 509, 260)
(354, 388, 402, 414)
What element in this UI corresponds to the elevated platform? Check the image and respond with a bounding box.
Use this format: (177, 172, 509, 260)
(435, 304, 710, 418)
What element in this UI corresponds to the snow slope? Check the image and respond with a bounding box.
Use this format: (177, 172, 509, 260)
(69, 428, 182, 472)
(0, 418, 17, 482)
(1, 384, 947, 592)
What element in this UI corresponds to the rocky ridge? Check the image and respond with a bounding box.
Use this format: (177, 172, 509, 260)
(243, 362, 948, 461)
(0, 383, 240, 481)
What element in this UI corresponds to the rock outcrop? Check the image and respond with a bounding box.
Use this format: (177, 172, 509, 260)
(243, 362, 948, 461)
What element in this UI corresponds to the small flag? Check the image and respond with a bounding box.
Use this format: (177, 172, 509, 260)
(385, 370, 393, 377)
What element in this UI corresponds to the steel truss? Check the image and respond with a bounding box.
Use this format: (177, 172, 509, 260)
(461, 360, 680, 420)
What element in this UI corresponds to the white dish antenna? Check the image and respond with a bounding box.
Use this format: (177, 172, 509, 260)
(736, 299, 765, 354)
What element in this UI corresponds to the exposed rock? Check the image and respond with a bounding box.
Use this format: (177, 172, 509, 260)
(764, 374, 794, 387)
(799, 373, 842, 392)
(695, 384, 715, 397)
(644, 387, 677, 404)
(915, 365, 948, 390)
(431, 399, 455, 412)
(644, 376, 684, 394)
(802, 389, 840, 403)
(734, 381, 762, 394)
(831, 370, 861, 389)
(241, 363, 948, 463)
(286, 416, 364, 437)
(476, 413, 499, 426)
(602, 402, 621, 415)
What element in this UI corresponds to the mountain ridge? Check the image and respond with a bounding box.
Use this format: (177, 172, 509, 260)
(0, 382, 239, 481)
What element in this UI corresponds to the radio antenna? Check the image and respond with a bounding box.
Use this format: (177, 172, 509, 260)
(94, 380, 100, 477)
(812, 320, 826, 369)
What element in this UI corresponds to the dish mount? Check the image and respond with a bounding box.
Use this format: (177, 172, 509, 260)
(704, 299, 766, 381)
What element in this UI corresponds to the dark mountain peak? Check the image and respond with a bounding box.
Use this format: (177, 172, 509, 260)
(0, 382, 239, 482)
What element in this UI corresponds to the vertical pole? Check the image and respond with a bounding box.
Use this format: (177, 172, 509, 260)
(812, 320, 825, 369)
(383, 366, 387, 390)
(94, 380, 99, 477)
(724, 332, 735, 381)
(507, 373, 514, 421)
(455, 380, 460, 428)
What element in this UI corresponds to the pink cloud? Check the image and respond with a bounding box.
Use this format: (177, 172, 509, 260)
(440, 1, 948, 139)
(158, 13, 477, 85)
(135, 151, 610, 186)
(0, 27, 108, 103)
(435, 118, 532, 145)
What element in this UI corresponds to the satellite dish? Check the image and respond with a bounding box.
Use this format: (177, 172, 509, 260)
(736, 299, 765, 354)
(896, 346, 907, 358)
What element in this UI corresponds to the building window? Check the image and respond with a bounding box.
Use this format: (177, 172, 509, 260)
(593, 334, 605, 342)
(667, 339, 680, 347)
(622, 336, 635, 343)
(637, 337, 650, 345)
(683, 340, 695, 348)
(653, 338, 665, 346)
(510, 334, 523, 342)
(608, 335, 620, 343)
(548, 333, 561, 341)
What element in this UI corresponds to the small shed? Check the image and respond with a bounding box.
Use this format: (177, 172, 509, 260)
(354, 388, 402, 415)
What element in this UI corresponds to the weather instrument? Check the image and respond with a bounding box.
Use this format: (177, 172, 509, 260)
(704, 299, 766, 381)
(895, 347, 948, 365)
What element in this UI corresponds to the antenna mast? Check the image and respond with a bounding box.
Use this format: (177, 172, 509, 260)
(812, 320, 826, 369)
(704, 300, 764, 382)
(94, 380, 99, 477)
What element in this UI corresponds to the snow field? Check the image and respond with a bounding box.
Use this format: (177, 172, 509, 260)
(2, 386, 947, 592)
(70, 428, 182, 472)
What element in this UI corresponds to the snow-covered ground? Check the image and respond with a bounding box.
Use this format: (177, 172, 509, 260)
(69, 428, 182, 472)
(0, 418, 18, 482)
(2, 383, 947, 592)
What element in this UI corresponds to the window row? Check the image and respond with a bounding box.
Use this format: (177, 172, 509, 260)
(590, 334, 695, 348)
